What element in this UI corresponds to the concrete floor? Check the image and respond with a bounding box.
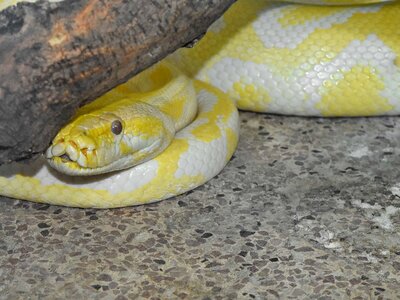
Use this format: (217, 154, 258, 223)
(1, 112, 400, 299)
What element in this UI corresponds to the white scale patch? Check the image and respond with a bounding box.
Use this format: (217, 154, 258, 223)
(206, 58, 312, 114)
(174, 131, 228, 179)
(174, 90, 226, 178)
(174, 89, 239, 179)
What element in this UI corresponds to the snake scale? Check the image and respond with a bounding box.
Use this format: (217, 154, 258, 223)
(0, 0, 399, 208)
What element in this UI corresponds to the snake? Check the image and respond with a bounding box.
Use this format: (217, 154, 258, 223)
(0, 0, 399, 208)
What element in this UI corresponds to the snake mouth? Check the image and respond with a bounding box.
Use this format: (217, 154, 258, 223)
(59, 154, 73, 162)
(47, 152, 131, 176)
(46, 140, 95, 168)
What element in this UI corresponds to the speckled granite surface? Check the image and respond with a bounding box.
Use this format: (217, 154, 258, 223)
(1, 113, 400, 299)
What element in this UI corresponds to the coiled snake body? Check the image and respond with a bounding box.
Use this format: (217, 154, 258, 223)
(0, 0, 399, 208)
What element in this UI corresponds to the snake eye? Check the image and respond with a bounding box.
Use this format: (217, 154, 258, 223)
(111, 120, 123, 135)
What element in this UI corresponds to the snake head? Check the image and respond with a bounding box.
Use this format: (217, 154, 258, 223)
(46, 101, 175, 176)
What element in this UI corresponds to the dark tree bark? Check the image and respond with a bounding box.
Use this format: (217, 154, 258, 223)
(0, 0, 235, 164)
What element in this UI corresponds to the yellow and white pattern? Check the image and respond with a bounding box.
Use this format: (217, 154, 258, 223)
(171, 0, 400, 116)
(0, 0, 399, 208)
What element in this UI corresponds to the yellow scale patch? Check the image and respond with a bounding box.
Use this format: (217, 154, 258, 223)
(191, 81, 237, 142)
(317, 66, 392, 115)
(232, 82, 272, 112)
(278, 6, 350, 26)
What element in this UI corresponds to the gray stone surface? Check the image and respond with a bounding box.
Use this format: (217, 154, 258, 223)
(1, 112, 400, 299)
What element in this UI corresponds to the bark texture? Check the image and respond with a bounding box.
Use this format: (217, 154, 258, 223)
(0, 0, 235, 164)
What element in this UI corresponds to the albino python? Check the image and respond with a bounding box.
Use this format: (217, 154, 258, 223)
(0, 0, 399, 208)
